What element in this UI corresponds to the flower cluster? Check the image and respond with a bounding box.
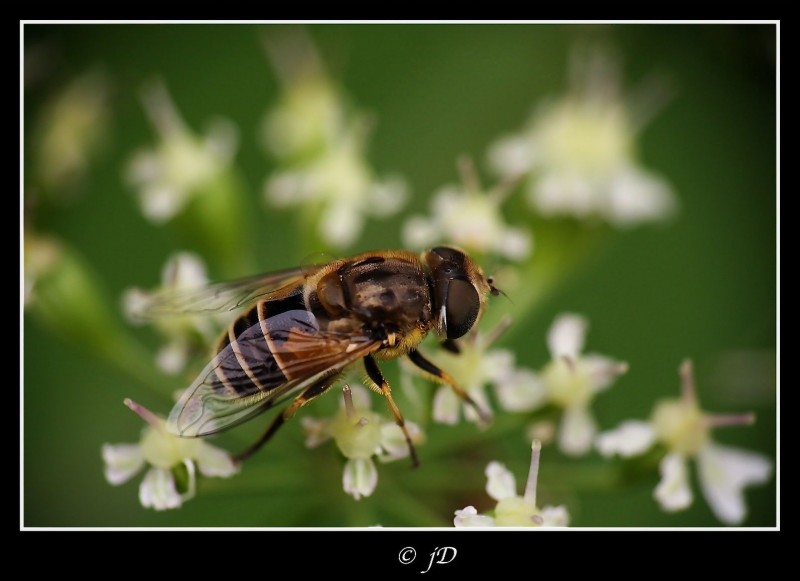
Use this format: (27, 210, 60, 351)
(595, 360, 772, 524)
(123, 252, 223, 375)
(261, 30, 407, 248)
(102, 399, 238, 511)
(32, 69, 111, 195)
(126, 82, 238, 224)
(420, 317, 515, 425)
(495, 313, 628, 456)
(487, 49, 676, 227)
(301, 384, 424, 500)
(403, 158, 531, 261)
(454, 440, 569, 527)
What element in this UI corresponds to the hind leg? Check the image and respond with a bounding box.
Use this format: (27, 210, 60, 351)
(233, 377, 336, 463)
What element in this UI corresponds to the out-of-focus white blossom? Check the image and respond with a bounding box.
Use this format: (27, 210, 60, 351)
(495, 313, 627, 456)
(300, 384, 424, 500)
(595, 359, 773, 525)
(123, 252, 222, 375)
(261, 30, 406, 249)
(260, 27, 345, 162)
(34, 69, 111, 194)
(454, 440, 569, 527)
(102, 399, 238, 511)
(487, 49, 676, 227)
(126, 81, 238, 223)
(403, 158, 532, 261)
(265, 129, 407, 248)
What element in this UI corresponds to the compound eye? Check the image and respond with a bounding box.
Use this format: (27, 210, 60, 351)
(444, 278, 480, 339)
(431, 246, 465, 264)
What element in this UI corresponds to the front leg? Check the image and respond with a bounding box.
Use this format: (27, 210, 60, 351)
(407, 348, 492, 425)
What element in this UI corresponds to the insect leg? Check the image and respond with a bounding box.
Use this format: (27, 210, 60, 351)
(233, 376, 336, 463)
(407, 349, 492, 424)
(364, 354, 420, 469)
(440, 338, 461, 354)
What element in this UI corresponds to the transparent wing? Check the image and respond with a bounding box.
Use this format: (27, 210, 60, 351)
(167, 309, 379, 437)
(132, 266, 322, 318)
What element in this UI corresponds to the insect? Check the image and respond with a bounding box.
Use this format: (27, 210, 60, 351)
(139, 246, 500, 467)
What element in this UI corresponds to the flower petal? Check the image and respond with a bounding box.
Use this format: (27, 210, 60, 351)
(454, 506, 496, 527)
(654, 452, 693, 512)
(480, 348, 517, 383)
(320, 203, 363, 248)
(595, 420, 655, 458)
(495, 368, 548, 412)
(605, 166, 676, 227)
(486, 133, 533, 178)
(139, 467, 183, 510)
(582, 353, 628, 392)
(485, 461, 517, 501)
(162, 252, 208, 291)
(539, 505, 570, 527)
(462, 386, 492, 424)
(532, 171, 595, 219)
(547, 313, 588, 360)
(497, 227, 533, 261)
(195, 442, 239, 478)
(300, 416, 332, 448)
(696, 441, 773, 525)
(558, 405, 597, 456)
(432, 386, 460, 425)
(139, 184, 185, 223)
(102, 443, 145, 485)
(401, 215, 439, 250)
(155, 340, 189, 375)
(265, 171, 306, 206)
(378, 421, 423, 462)
(369, 177, 407, 217)
(342, 458, 378, 500)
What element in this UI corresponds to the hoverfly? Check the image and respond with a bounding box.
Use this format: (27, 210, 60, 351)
(139, 246, 500, 467)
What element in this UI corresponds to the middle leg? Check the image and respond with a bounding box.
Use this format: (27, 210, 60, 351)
(364, 354, 420, 468)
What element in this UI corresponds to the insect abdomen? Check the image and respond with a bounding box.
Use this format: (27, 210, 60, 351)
(211, 291, 306, 397)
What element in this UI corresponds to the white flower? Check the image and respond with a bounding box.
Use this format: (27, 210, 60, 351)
(487, 49, 676, 227)
(125, 81, 238, 223)
(595, 359, 773, 525)
(300, 384, 424, 500)
(495, 313, 628, 456)
(33, 69, 111, 193)
(264, 130, 408, 248)
(123, 252, 222, 375)
(420, 317, 516, 425)
(260, 27, 346, 162)
(403, 157, 532, 261)
(595, 420, 655, 458)
(454, 440, 569, 527)
(261, 31, 406, 249)
(102, 399, 238, 511)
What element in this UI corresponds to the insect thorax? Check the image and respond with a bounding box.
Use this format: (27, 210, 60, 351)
(312, 254, 433, 345)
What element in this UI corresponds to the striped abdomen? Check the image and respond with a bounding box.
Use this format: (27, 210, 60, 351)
(210, 289, 310, 398)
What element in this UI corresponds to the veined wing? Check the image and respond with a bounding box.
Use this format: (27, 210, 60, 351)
(132, 266, 322, 319)
(167, 308, 379, 437)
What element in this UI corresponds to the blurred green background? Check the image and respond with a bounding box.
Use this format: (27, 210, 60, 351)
(23, 24, 776, 527)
